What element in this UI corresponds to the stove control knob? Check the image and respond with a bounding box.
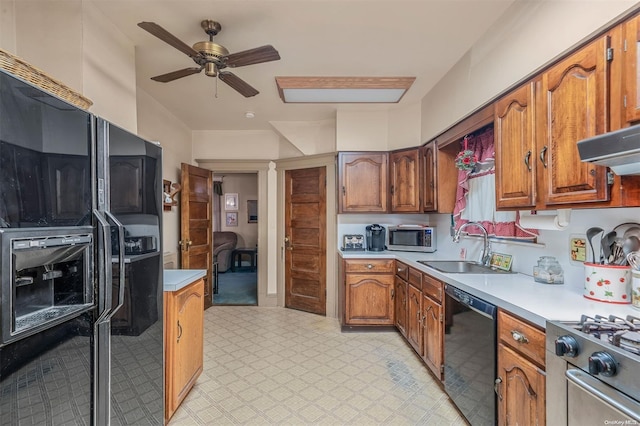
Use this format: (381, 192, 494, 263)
(555, 335, 579, 357)
(588, 352, 617, 377)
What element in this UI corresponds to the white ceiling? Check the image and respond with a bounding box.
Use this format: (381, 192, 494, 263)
(93, 0, 516, 132)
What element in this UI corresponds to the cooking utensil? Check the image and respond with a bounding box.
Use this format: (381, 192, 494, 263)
(601, 230, 617, 264)
(586, 227, 604, 264)
(622, 236, 640, 261)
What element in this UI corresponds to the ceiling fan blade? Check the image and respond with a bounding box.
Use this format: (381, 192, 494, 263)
(138, 22, 201, 58)
(225, 45, 280, 68)
(151, 67, 203, 82)
(219, 72, 259, 97)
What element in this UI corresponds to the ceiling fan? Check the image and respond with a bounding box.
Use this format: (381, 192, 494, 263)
(137, 19, 280, 97)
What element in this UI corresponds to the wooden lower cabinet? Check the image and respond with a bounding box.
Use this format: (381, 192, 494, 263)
(422, 294, 443, 380)
(342, 259, 395, 326)
(394, 276, 408, 337)
(496, 310, 546, 426)
(164, 278, 205, 422)
(406, 283, 423, 355)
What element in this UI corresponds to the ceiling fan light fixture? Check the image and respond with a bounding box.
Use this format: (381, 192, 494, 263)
(205, 62, 217, 77)
(275, 77, 416, 103)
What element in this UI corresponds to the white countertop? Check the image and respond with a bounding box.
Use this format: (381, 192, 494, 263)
(339, 250, 640, 328)
(163, 269, 206, 292)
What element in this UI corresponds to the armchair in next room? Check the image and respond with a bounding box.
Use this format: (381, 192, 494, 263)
(213, 231, 237, 273)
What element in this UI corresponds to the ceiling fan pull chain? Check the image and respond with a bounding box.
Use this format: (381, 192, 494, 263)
(215, 75, 218, 98)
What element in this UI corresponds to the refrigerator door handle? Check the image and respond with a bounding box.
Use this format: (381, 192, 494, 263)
(93, 209, 112, 322)
(105, 211, 126, 319)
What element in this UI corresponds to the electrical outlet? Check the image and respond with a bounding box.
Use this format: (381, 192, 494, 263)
(459, 248, 466, 260)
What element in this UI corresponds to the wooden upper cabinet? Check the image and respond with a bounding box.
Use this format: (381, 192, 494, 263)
(389, 148, 421, 213)
(420, 142, 437, 212)
(494, 82, 537, 209)
(537, 35, 611, 206)
(338, 152, 388, 213)
(624, 13, 640, 123)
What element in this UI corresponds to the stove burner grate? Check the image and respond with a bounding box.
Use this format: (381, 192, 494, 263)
(572, 314, 640, 356)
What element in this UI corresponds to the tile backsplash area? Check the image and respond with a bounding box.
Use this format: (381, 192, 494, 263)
(338, 207, 640, 289)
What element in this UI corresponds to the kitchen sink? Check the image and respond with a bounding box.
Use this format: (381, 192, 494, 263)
(417, 260, 512, 274)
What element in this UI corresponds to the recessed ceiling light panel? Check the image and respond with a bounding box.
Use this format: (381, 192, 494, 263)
(275, 77, 415, 103)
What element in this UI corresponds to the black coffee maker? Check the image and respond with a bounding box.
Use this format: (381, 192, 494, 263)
(366, 224, 386, 251)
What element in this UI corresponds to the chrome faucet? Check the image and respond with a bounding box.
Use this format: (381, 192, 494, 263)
(454, 221, 491, 266)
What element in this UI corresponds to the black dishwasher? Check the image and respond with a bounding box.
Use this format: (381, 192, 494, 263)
(443, 284, 497, 426)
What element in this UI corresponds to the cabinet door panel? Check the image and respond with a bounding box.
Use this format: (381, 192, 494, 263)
(497, 343, 546, 426)
(406, 284, 422, 355)
(423, 295, 443, 380)
(495, 83, 536, 208)
(421, 143, 437, 212)
(390, 148, 420, 213)
(339, 153, 388, 213)
(394, 277, 408, 337)
(538, 36, 609, 205)
(624, 14, 640, 123)
(345, 274, 394, 325)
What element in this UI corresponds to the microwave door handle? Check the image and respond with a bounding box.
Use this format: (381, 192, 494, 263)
(105, 211, 126, 319)
(93, 209, 112, 323)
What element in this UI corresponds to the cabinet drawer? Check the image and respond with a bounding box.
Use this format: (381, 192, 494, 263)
(395, 261, 409, 281)
(498, 310, 545, 368)
(422, 274, 443, 303)
(345, 259, 395, 273)
(408, 267, 422, 289)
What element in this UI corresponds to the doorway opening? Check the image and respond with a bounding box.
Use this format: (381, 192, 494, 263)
(212, 172, 258, 306)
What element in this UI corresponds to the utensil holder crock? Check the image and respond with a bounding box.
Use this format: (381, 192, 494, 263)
(583, 263, 631, 304)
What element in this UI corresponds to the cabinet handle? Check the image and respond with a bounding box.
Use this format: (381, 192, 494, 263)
(494, 377, 503, 401)
(391, 289, 395, 299)
(390, 185, 394, 195)
(511, 330, 529, 344)
(539, 145, 548, 168)
(524, 150, 532, 171)
(177, 320, 183, 343)
(342, 186, 346, 195)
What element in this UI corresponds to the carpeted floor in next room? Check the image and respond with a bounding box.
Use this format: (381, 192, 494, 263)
(213, 270, 257, 305)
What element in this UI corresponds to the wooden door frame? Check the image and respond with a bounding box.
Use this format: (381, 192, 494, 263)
(195, 159, 274, 307)
(276, 154, 337, 318)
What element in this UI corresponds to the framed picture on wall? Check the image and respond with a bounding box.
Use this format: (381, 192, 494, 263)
(226, 212, 238, 227)
(224, 193, 238, 211)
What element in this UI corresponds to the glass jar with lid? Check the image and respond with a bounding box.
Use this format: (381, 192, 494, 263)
(533, 256, 564, 284)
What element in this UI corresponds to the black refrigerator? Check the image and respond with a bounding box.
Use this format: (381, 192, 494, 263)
(0, 68, 164, 425)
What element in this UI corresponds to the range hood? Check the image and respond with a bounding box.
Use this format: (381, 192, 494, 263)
(577, 124, 640, 175)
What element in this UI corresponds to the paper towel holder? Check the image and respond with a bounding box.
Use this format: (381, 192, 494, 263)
(520, 208, 572, 230)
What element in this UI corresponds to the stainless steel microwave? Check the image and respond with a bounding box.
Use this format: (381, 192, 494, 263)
(387, 225, 436, 252)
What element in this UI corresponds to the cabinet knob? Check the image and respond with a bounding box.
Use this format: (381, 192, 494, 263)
(367, 264, 373, 269)
(511, 330, 529, 344)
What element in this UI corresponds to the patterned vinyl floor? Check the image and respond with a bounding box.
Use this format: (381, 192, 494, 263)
(169, 306, 466, 425)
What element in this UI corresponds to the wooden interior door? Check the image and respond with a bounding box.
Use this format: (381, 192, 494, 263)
(180, 163, 213, 309)
(285, 167, 326, 315)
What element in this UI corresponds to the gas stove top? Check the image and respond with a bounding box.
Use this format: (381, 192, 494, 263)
(567, 314, 640, 356)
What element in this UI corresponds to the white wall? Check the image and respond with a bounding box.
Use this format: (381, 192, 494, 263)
(421, 0, 640, 141)
(336, 110, 389, 151)
(82, 3, 137, 132)
(136, 88, 192, 259)
(193, 130, 284, 160)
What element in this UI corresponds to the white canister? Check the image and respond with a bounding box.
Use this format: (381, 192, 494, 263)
(583, 262, 631, 304)
(632, 269, 640, 310)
